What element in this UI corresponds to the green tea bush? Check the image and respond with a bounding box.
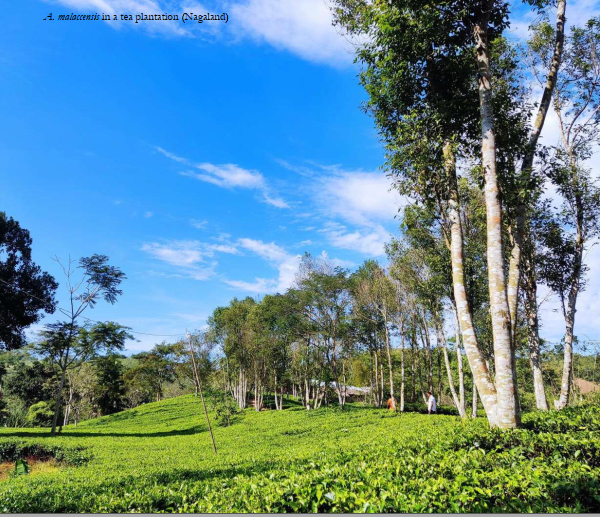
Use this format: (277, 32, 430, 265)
(0, 440, 89, 465)
(0, 395, 598, 513)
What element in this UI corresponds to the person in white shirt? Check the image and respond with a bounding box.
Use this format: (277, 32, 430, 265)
(426, 391, 437, 414)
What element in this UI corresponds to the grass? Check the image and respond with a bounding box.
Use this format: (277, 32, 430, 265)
(0, 395, 599, 512)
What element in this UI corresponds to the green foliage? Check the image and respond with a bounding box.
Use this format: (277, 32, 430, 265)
(0, 440, 89, 465)
(0, 213, 58, 351)
(26, 401, 55, 427)
(12, 458, 29, 477)
(210, 391, 240, 427)
(93, 355, 126, 416)
(0, 395, 599, 512)
(3, 360, 56, 408)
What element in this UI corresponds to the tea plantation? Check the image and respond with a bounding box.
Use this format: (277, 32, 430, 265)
(1, 396, 599, 512)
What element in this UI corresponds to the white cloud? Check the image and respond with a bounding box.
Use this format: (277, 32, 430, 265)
(318, 250, 354, 269)
(183, 163, 265, 189)
(289, 163, 403, 256)
(319, 221, 390, 257)
(209, 243, 241, 254)
(229, 0, 355, 66)
(237, 238, 292, 263)
(263, 193, 290, 208)
(141, 239, 242, 280)
(142, 240, 208, 267)
(190, 218, 208, 229)
(318, 169, 404, 227)
(224, 238, 357, 294)
(224, 238, 301, 294)
(157, 146, 289, 208)
(144, 211, 153, 218)
(156, 146, 190, 164)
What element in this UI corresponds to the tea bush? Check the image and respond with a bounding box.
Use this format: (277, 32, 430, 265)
(0, 395, 598, 512)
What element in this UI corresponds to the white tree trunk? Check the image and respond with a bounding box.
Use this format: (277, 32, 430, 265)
(400, 331, 405, 412)
(474, 11, 520, 428)
(507, 0, 566, 337)
(438, 322, 466, 418)
(444, 142, 499, 426)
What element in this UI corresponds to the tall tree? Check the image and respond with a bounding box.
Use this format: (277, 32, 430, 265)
(332, 0, 560, 428)
(0, 213, 57, 350)
(351, 261, 398, 407)
(537, 18, 600, 409)
(37, 254, 129, 435)
(37, 321, 132, 433)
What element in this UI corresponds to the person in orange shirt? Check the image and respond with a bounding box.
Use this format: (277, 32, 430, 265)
(386, 396, 396, 411)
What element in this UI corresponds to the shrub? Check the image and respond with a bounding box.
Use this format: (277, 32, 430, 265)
(26, 401, 55, 427)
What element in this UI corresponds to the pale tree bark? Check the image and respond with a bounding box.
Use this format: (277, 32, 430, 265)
(474, 8, 520, 428)
(472, 381, 478, 418)
(383, 311, 395, 401)
(507, 0, 567, 337)
(373, 350, 380, 406)
(555, 238, 583, 409)
(400, 326, 406, 412)
(380, 360, 384, 403)
(444, 142, 499, 425)
(411, 337, 417, 402)
(453, 307, 466, 413)
(437, 321, 466, 418)
(523, 243, 549, 410)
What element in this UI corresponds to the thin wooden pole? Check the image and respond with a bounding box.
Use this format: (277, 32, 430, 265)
(187, 332, 217, 455)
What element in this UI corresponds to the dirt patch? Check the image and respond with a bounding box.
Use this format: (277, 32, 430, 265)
(0, 457, 60, 482)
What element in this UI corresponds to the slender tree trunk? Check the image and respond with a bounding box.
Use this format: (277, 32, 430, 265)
(522, 243, 549, 410)
(400, 330, 406, 412)
(445, 142, 499, 424)
(555, 277, 581, 409)
(63, 371, 73, 427)
(453, 307, 466, 413)
(305, 378, 310, 409)
(411, 339, 417, 403)
(51, 366, 67, 435)
(438, 322, 466, 418)
(472, 381, 478, 418)
(507, 0, 567, 338)
(380, 360, 384, 403)
(383, 317, 395, 401)
(423, 324, 433, 393)
(437, 346, 442, 403)
(187, 335, 217, 454)
(474, 12, 521, 427)
(373, 350, 380, 406)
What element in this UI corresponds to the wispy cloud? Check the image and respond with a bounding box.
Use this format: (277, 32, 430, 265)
(319, 222, 390, 257)
(190, 218, 208, 229)
(157, 146, 290, 208)
(229, 0, 356, 66)
(321, 170, 403, 226)
(283, 161, 403, 256)
(181, 163, 265, 189)
(224, 238, 301, 294)
(141, 239, 242, 280)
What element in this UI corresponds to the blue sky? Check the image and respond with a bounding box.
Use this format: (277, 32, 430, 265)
(1, 0, 599, 352)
